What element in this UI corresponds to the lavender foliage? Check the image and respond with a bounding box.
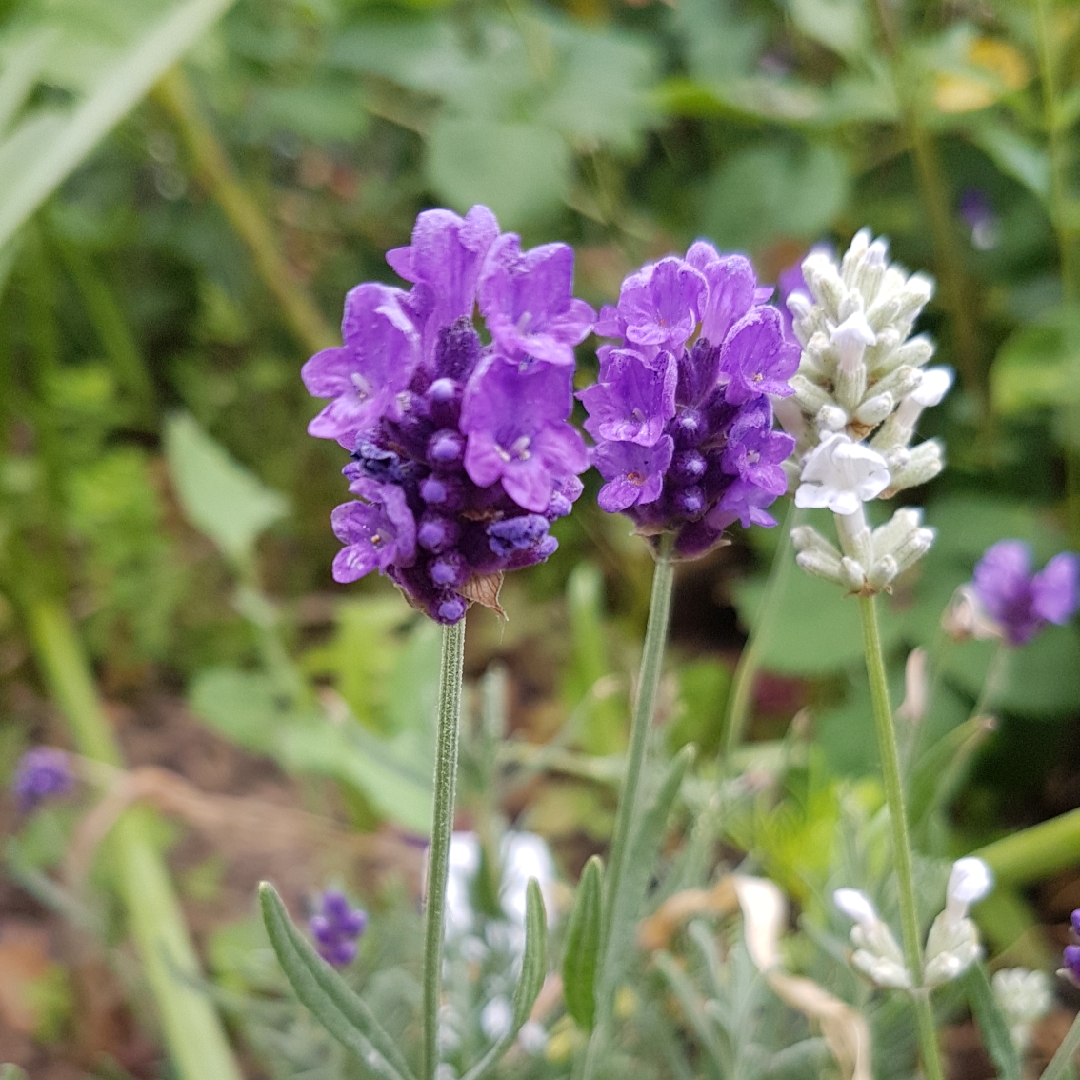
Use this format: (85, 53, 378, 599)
(12, 747, 74, 813)
(309, 890, 368, 968)
(302, 206, 593, 623)
(581, 243, 799, 557)
(972, 540, 1080, 646)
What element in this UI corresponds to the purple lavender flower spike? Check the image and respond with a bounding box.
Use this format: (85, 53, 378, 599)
(12, 747, 74, 813)
(582, 243, 798, 556)
(461, 356, 587, 513)
(479, 235, 595, 367)
(310, 889, 368, 968)
(304, 205, 593, 623)
(972, 540, 1080, 646)
(578, 349, 677, 447)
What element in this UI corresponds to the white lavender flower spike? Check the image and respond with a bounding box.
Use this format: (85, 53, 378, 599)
(923, 857, 994, 987)
(833, 887, 912, 988)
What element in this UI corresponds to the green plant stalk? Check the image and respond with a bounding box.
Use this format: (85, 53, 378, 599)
(972, 807, 1080, 886)
(1040, 1005, 1080, 1080)
(725, 501, 802, 755)
(153, 66, 337, 356)
(858, 593, 945, 1080)
(25, 599, 243, 1080)
(1032, 0, 1080, 543)
(581, 532, 676, 1080)
(422, 618, 467, 1080)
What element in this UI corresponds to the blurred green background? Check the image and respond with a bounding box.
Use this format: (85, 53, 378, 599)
(0, 0, 1079, 1074)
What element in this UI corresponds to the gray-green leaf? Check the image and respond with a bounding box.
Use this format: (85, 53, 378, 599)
(562, 855, 604, 1030)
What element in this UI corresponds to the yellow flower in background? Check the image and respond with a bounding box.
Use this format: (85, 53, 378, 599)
(933, 37, 1030, 113)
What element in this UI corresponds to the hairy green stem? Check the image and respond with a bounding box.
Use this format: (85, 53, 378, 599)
(582, 532, 676, 1080)
(725, 502, 803, 755)
(858, 593, 945, 1080)
(423, 618, 467, 1080)
(25, 599, 242, 1080)
(153, 66, 337, 355)
(1040, 1005, 1080, 1080)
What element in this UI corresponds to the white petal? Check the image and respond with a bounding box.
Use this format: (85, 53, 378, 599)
(911, 366, 953, 407)
(833, 887, 878, 925)
(948, 857, 993, 908)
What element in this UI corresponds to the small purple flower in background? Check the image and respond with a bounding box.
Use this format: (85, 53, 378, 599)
(971, 540, 1080, 646)
(1062, 909, 1080, 986)
(11, 747, 74, 813)
(582, 243, 798, 557)
(302, 205, 594, 623)
(310, 889, 368, 968)
(958, 189, 998, 251)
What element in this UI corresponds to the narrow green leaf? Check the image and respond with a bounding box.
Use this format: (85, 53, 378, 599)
(165, 412, 287, 567)
(963, 965, 1021, 1080)
(562, 855, 603, 1030)
(605, 745, 696, 990)
(259, 883, 417, 1080)
(0, 0, 237, 249)
(908, 715, 995, 832)
(461, 878, 548, 1080)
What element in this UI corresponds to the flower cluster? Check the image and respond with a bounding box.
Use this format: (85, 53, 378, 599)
(785, 230, 949, 593)
(11, 747, 74, 813)
(580, 244, 799, 557)
(991, 968, 1053, 1053)
(971, 541, 1079, 646)
(833, 857, 993, 989)
(303, 206, 592, 623)
(309, 889, 368, 968)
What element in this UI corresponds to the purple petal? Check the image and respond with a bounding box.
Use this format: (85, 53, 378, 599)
(972, 540, 1033, 622)
(1031, 551, 1080, 625)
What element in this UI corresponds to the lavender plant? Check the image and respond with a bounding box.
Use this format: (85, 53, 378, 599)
(261, 204, 592, 1080)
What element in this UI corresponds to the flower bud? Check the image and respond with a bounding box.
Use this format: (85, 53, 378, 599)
(795, 548, 846, 586)
(887, 439, 944, 492)
(853, 392, 894, 428)
(840, 556, 867, 592)
(867, 555, 898, 591)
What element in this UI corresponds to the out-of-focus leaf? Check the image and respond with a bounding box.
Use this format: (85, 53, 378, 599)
(963, 965, 1022, 1080)
(671, 0, 764, 82)
(427, 117, 569, 227)
(991, 306, 1080, 414)
(0, 0, 237, 250)
(245, 84, 369, 144)
(970, 122, 1050, 201)
(702, 142, 849, 251)
(787, 0, 870, 58)
(191, 667, 433, 831)
(165, 412, 288, 567)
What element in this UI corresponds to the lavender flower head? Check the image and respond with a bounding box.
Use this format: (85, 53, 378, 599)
(310, 889, 368, 968)
(302, 206, 593, 623)
(971, 540, 1080, 646)
(11, 747, 74, 813)
(581, 243, 798, 557)
(1062, 909, 1080, 987)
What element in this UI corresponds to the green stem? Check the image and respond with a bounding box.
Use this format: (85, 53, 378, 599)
(1041, 1008, 1080, 1080)
(25, 599, 243, 1080)
(153, 66, 337, 355)
(858, 593, 945, 1080)
(582, 532, 676, 1080)
(725, 502, 802, 756)
(422, 618, 467, 1080)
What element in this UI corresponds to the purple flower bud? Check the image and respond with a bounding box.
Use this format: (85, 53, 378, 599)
(433, 318, 482, 381)
(420, 474, 465, 510)
(488, 514, 551, 557)
(670, 449, 707, 487)
(350, 439, 406, 483)
(12, 747, 74, 813)
(673, 486, 706, 516)
(309, 889, 368, 968)
(428, 429, 466, 466)
(418, 513, 459, 553)
(972, 541, 1080, 646)
(436, 596, 468, 624)
(430, 551, 470, 587)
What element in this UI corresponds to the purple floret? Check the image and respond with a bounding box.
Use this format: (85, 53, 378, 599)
(12, 747, 74, 813)
(310, 889, 368, 968)
(303, 206, 594, 623)
(1064, 908, 1080, 987)
(580, 241, 799, 557)
(972, 540, 1080, 646)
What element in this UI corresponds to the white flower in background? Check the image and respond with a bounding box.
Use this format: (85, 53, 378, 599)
(480, 996, 513, 1040)
(833, 888, 912, 988)
(517, 1021, 549, 1054)
(992, 968, 1053, 1053)
(795, 433, 891, 516)
(924, 857, 994, 986)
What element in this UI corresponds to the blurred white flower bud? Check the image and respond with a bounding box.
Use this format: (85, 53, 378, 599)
(833, 888, 912, 988)
(923, 858, 993, 987)
(992, 968, 1053, 1053)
